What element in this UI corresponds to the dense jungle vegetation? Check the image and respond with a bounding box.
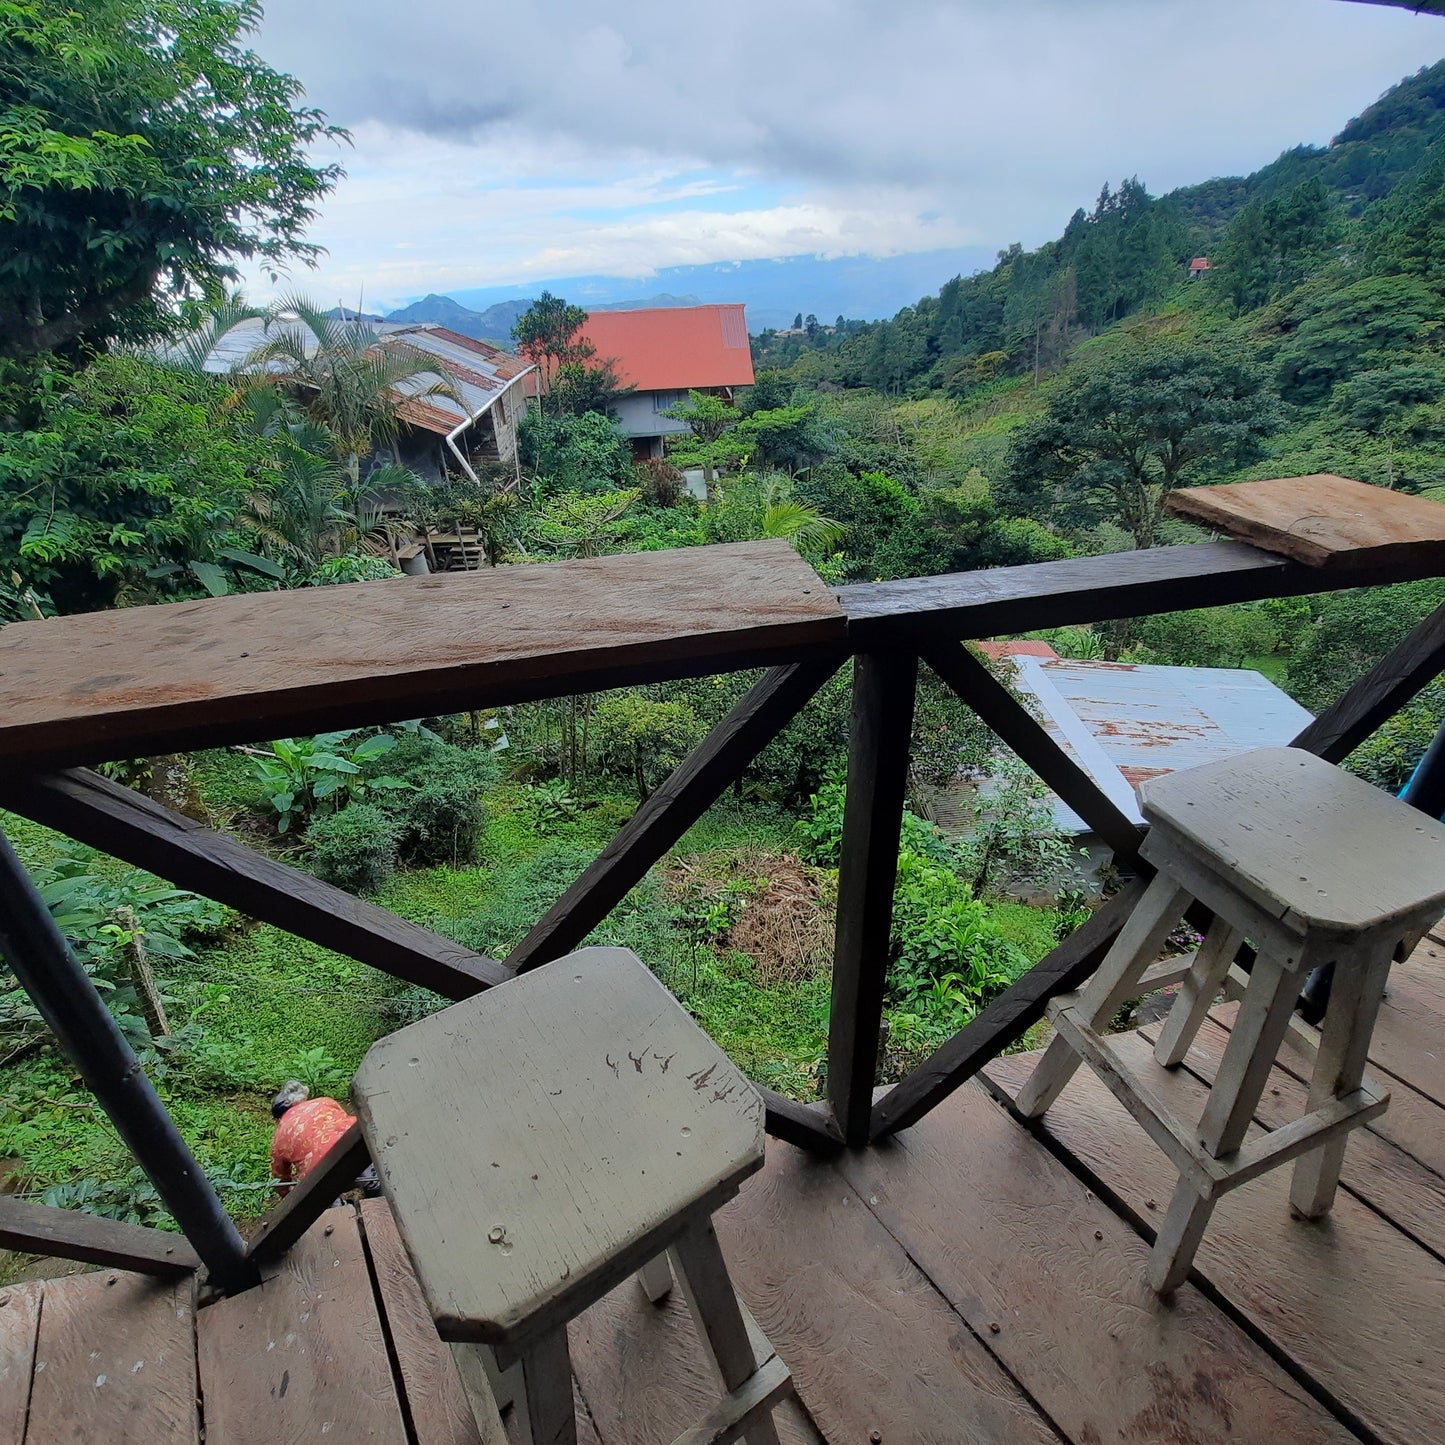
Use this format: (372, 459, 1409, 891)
(1, 1, 1443, 1245)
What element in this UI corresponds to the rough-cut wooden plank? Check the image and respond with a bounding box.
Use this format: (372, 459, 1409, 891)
(572, 1282, 819, 1445)
(246, 1123, 370, 1265)
(198, 1207, 407, 1445)
(754, 1090, 840, 1153)
(1369, 963, 1445, 1108)
(0, 1281, 42, 1445)
(1, 768, 510, 995)
(841, 1080, 1355, 1445)
(710, 1142, 1057, 1445)
(828, 652, 917, 1146)
(359, 1200, 484, 1445)
(987, 1038, 1445, 1444)
(27, 1270, 197, 1444)
(838, 539, 1433, 643)
(507, 660, 840, 973)
(1291, 601, 1445, 764)
(871, 875, 1150, 1139)
(920, 638, 1144, 862)
(1167, 473, 1445, 570)
(0, 542, 844, 768)
(1155, 1017, 1445, 1259)
(0, 1195, 199, 1277)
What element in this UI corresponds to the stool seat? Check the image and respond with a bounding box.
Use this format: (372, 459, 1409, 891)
(353, 946, 764, 1347)
(1140, 748, 1445, 939)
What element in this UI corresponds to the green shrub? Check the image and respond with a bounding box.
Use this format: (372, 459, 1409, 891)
(381, 735, 499, 867)
(305, 804, 401, 894)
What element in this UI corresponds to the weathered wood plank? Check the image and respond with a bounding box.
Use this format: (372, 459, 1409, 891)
(507, 660, 841, 973)
(711, 1141, 1058, 1444)
(1291, 601, 1445, 763)
(920, 638, 1144, 862)
(359, 1200, 484, 1445)
(841, 1079, 1355, 1445)
(0, 1281, 42, 1445)
(198, 1207, 407, 1445)
(0, 1195, 199, 1277)
(870, 876, 1151, 1140)
(838, 539, 1435, 643)
(27, 1270, 197, 1444)
(987, 1037, 1445, 1444)
(246, 1123, 370, 1265)
(1166, 473, 1445, 570)
(572, 1283, 820, 1445)
(754, 1089, 840, 1153)
(1, 768, 510, 996)
(827, 652, 917, 1147)
(1153, 1016, 1445, 1259)
(1370, 955, 1445, 1108)
(0, 542, 844, 768)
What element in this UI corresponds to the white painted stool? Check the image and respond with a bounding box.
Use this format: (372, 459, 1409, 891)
(353, 946, 793, 1445)
(1017, 748, 1445, 1294)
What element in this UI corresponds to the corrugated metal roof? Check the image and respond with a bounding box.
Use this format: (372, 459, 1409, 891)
(544, 304, 756, 393)
(1007, 656, 1314, 836)
(187, 316, 526, 436)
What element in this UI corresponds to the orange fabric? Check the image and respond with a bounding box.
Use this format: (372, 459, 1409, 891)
(270, 1098, 356, 1192)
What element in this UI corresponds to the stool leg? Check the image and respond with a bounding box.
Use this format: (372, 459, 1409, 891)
(1154, 918, 1244, 1068)
(1197, 948, 1302, 1158)
(1291, 942, 1393, 1220)
(1017, 876, 1190, 1119)
(637, 1250, 674, 1304)
(516, 1328, 577, 1445)
(1149, 1179, 1215, 1295)
(670, 1219, 782, 1445)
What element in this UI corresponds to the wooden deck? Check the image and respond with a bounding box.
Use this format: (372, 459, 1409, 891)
(4, 937, 1443, 1443)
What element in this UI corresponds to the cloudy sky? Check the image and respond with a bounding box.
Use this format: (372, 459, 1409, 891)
(249, 0, 1445, 311)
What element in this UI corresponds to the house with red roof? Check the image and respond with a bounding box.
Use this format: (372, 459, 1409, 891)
(564, 304, 755, 457)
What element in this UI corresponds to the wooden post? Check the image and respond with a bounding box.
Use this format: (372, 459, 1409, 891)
(0, 828, 256, 1294)
(828, 652, 917, 1147)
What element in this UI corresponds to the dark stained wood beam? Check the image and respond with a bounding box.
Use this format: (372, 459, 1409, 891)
(828, 653, 918, 1148)
(507, 659, 843, 972)
(869, 876, 1151, 1141)
(1290, 601, 1445, 763)
(919, 639, 1144, 864)
(0, 1195, 200, 1278)
(839, 541, 1441, 646)
(758, 1088, 843, 1152)
(0, 769, 511, 998)
(245, 1124, 371, 1267)
(0, 542, 845, 769)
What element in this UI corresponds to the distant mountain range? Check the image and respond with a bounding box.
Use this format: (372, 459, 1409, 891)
(382, 291, 703, 345)
(382, 248, 997, 339)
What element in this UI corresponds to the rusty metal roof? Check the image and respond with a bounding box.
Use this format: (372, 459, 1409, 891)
(1008, 656, 1313, 836)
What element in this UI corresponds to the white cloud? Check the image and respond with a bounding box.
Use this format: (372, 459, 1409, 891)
(246, 0, 1445, 306)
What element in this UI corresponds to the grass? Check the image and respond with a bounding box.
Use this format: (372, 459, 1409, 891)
(0, 759, 1065, 1235)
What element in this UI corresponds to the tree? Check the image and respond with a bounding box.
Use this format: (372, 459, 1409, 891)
(512, 291, 592, 412)
(1004, 341, 1283, 550)
(0, 0, 339, 362)
(591, 693, 702, 801)
(236, 297, 460, 485)
(662, 390, 741, 488)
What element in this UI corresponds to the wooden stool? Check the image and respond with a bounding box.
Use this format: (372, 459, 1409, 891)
(1017, 747, 1445, 1295)
(352, 946, 793, 1445)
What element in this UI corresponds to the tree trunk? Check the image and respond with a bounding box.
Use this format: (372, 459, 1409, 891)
(148, 755, 208, 824)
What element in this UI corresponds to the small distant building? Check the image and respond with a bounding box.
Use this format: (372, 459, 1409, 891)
(564, 304, 755, 458)
(1188, 256, 1212, 279)
(1000, 649, 1312, 839)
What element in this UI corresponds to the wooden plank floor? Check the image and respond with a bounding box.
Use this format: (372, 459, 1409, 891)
(3, 939, 1443, 1442)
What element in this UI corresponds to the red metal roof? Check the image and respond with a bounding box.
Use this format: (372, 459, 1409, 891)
(572, 305, 755, 393)
(1189, 256, 1211, 270)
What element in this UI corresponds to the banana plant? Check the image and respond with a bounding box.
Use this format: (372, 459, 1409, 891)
(245, 731, 409, 832)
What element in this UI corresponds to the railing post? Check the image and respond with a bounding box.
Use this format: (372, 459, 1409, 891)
(827, 652, 918, 1147)
(0, 829, 257, 1293)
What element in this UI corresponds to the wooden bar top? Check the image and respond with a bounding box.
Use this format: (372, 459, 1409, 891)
(1166, 473, 1445, 570)
(0, 541, 844, 767)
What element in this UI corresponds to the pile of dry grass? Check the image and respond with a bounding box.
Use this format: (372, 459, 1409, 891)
(717, 852, 834, 986)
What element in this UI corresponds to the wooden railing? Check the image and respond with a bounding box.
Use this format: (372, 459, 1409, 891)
(2, 531, 1444, 1288)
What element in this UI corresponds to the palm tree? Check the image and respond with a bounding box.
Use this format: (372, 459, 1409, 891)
(238, 295, 461, 485)
(759, 497, 844, 555)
